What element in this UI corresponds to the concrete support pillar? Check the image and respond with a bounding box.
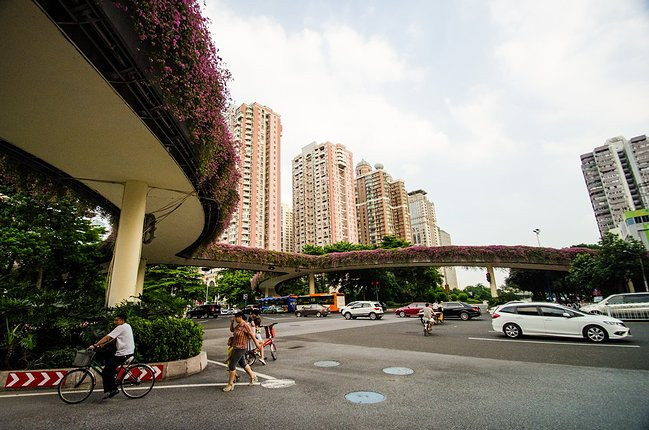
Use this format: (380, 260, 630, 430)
(135, 258, 147, 299)
(487, 265, 498, 297)
(308, 273, 315, 295)
(107, 181, 148, 307)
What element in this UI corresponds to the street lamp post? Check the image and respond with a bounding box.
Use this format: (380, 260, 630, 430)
(532, 228, 541, 247)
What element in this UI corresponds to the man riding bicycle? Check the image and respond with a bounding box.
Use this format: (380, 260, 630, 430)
(89, 313, 134, 399)
(421, 303, 434, 333)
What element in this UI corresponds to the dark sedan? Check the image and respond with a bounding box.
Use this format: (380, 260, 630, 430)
(418, 302, 481, 321)
(295, 304, 329, 317)
(440, 302, 481, 320)
(186, 304, 221, 318)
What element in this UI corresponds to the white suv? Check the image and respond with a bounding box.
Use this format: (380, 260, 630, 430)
(340, 301, 384, 320)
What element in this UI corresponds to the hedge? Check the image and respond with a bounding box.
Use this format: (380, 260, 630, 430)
(130, 316, 203, 363)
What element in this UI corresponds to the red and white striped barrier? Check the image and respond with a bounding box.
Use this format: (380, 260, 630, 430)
(4, 365, 163, 389)
(5, 371, 67, 388)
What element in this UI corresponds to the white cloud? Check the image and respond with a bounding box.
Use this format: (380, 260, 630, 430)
(204, 1, 449, 203)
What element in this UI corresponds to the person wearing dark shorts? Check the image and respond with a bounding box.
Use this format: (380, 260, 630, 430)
(223, 311, 262, 392)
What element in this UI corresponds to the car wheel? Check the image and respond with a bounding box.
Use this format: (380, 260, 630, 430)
(369, 312, 377, 320)
(503, 323, 522, 339)
(344, 312, 352, 320)
(460, 312, 469, 321)
(316, 312, 322, 317)
(584, 325, 608, 343)
(296, 311, 302, 317)
(399, 311, 406, 318)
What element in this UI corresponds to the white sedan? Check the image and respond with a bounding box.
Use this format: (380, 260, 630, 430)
(491, 302, 630, 342)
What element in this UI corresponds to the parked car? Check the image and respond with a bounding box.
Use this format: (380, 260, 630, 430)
(186, 304, 221, 318)
(341, 301, 384, 320)
(491, 302, 630, 342)
(220, 308, 234, 315)
(579, 292, 649, 318)
(295, 304, 329, 317)
(395, 302, 427, 317)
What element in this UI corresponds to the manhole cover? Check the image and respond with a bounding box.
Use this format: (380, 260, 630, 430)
(261, 379, 295, 389)
(314, 360, 341, 367)
(345, 391, 385, 404)
(382, 367, 414, 375)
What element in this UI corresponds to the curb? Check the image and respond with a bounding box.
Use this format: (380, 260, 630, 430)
(0, 351, 207, 391)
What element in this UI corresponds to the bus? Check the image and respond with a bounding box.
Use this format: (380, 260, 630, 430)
(296, 293, 346, 312)
(256, 295, 298, 313)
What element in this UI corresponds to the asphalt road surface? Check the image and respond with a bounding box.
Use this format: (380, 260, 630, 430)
(2, 313, 648, 429)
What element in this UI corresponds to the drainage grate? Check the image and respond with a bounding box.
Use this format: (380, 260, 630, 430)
(345, 391, 385, 404)
(382, 367, 414, 376)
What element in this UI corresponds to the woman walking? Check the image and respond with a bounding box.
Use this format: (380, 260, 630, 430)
(223, 311, 262, 392)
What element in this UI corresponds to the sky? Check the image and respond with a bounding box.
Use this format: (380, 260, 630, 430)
(203, 0, 649, 288)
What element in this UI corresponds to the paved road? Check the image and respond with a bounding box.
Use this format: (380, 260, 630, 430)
(2, 313, 648, 429)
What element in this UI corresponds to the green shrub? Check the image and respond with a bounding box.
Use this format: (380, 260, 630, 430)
(130, 317, 203, 363)
(458, 293, 468, 302)
(450, 294, 458, 301)
(435, 292, 448, 302)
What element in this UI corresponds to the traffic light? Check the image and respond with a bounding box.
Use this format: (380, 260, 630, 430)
(486, 272, 491, 283)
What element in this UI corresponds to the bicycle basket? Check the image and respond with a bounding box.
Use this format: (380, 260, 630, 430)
(72, 350, 96, 367)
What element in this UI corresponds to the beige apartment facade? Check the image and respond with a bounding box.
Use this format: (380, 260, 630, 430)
(408, 189, 440, 247)
(355, 161, 412, 246)
(219, 102, 281, 250)
(280, 203, 294, 252)
(293, 142, 358, 251)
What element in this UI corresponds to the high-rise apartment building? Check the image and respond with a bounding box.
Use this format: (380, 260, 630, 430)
(355, 161, 412, 246)
(280, 203, 294, 252)
(438, 228, 459, 290)
(219, 102, 281, 250)
(408, 189, 440, 246)
(292, 142, 358, 251)
(581, 135, 649, 236)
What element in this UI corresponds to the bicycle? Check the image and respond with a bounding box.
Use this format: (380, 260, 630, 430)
(244, 323, 278, 366)
(422, 318, 433, 336)
(57, 349, 155, 404)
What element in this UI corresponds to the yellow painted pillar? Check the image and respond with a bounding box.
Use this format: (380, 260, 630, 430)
(107, 181, 148, 307)
(627, 279, 636, 293)
(487, 265, 498, 297)
(309, 273, 315, 294)
(134, 258, 147, 299)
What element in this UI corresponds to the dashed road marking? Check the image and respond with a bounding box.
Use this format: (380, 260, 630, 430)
(468, 337, 640, 348)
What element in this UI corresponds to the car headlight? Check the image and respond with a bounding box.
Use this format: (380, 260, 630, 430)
(603, 321, 624, 326)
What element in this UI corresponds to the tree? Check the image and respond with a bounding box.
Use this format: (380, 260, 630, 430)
(0, 174, 109, 369)
(214, 270, 254, 307)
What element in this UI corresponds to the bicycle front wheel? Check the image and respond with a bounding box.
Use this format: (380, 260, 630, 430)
(244, 351, 256, 367)
(270, 343, 277, 360)
(58, 368, 95, 404)
(120, 364, 155, 399)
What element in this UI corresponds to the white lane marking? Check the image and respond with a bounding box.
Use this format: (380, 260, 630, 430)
(0, 383, 258, 398)
(207, 359, 276, 380)
(468, 337, 640, 348)
(196, 320, 208, 323)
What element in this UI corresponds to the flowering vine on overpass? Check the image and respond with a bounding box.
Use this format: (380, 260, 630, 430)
(198, 244, 597, 289)
(114, 0, 239, 238)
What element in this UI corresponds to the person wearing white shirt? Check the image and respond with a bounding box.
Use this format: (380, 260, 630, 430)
(89, 313, 135, 399)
